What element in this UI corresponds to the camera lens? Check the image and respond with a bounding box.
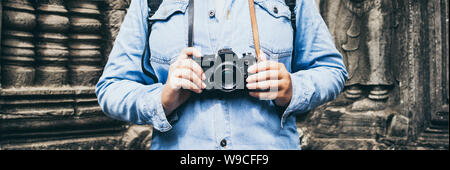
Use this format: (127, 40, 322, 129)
(214, 62, 238, 92)
(222, 67, 235, 90)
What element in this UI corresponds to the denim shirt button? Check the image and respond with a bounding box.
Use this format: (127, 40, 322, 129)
(209, 9, 216, 18)
(273, 6, 279, 14)
(220, 139, 227, 147)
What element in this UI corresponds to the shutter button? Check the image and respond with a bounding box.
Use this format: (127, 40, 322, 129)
(209, 9, 216, 18)
(220, 139, 227, 147)
(274, 6, 278, 14)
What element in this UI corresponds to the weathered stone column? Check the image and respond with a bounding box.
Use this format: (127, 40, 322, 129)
(396, 0, 449, 149)
(67, 1, 103, 86)
(1, 0, 36, 88)
(35, 0, 70, 87)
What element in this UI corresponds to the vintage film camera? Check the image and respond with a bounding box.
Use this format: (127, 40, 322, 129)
(193, 48, 257, 93)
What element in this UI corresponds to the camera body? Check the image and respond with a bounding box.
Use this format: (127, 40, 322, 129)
(193, 48, 257, 93)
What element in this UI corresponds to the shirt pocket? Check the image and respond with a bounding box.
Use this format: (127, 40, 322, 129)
(250, 0, 294, 61)
(149, 0, 189, 64)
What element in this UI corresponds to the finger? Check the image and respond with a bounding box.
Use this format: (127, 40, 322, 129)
(173, 69, 206, 89)
(248, 61, 281, 74)
(246, 80, 281, 90)
(178, 59, 206, 80)
(246, 70, 281, 83)
(179, 47, 202, 59)
(249, 91, 278, 100)
(179, 78, 203, 94)
(173, 78, 203, 94)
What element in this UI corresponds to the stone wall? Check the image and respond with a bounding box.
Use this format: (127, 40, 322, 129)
(101, 0, 129, 63)
(0, 0, 152, 150)
(297, 0, 449, 150)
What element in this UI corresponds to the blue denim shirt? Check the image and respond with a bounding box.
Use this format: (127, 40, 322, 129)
(96, 0, 347, 150)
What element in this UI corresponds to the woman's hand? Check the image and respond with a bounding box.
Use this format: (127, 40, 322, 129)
(161, 47, 206, 115)
(246, 52, 293, 107)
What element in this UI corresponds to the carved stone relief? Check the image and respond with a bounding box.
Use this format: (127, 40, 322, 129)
(297, 0, 448, 150)
(323, 0, 396, 112)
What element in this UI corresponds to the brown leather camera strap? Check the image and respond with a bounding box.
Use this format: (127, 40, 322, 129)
(248, 0, 261, 61)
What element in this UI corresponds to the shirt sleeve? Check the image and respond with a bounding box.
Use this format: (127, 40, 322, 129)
(95, 0, 175, 132)
(280, 0, 348, 128)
